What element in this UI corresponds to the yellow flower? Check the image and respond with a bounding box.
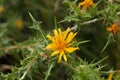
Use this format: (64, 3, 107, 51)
(16, 20, 23, 29)
(46, 28, 79, 63)
(78, 0, 95, 10)
(106, 23, 120, 35)
(0, 6, 4, 14)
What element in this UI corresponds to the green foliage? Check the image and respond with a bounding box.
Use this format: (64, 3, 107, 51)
(72, 65, 103, 80)
(114, 74, 120, 80)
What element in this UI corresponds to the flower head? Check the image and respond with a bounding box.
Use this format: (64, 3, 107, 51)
(16, 20, 23, 29)
(106, 23, 120, 34)
(78, 0, 95, 10)
(46, 28, 79, 63)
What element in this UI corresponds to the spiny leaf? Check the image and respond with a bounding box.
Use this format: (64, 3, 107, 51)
(44, 62, 55, 80)
(101, 34, 116, 53)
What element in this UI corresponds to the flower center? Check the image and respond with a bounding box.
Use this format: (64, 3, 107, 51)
(57, 40, 66, 51)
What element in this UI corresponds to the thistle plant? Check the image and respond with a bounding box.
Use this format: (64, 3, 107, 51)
(0, 0, 120, 80)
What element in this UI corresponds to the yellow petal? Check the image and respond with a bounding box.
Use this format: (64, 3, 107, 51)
(47, 35, 55, 42)
(58, 28, 62, 34)
(58, 28, 62, 40)
(78, 2, 85, 7)
(65, 47, 79, 53)
(63, 53, 67, 62)
(54, 29, 60, 43)
(58, 51, 63, 63)
(66, 32, 77, 44)
(63, 27, 70, 40)
(54, 29, 59, 38)
(46, 43, 54, 50)
(107, 72, 114, 80)
(51, 50, 59, 57)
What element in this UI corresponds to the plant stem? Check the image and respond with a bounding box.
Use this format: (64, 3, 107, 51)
(45, 62, 54, 80)
(80, 18, 102, 25)
(19, 58, 37, 80)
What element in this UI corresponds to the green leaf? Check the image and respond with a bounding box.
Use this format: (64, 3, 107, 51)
(44, 62, 55, 80)
(101, 34, 116, 53)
